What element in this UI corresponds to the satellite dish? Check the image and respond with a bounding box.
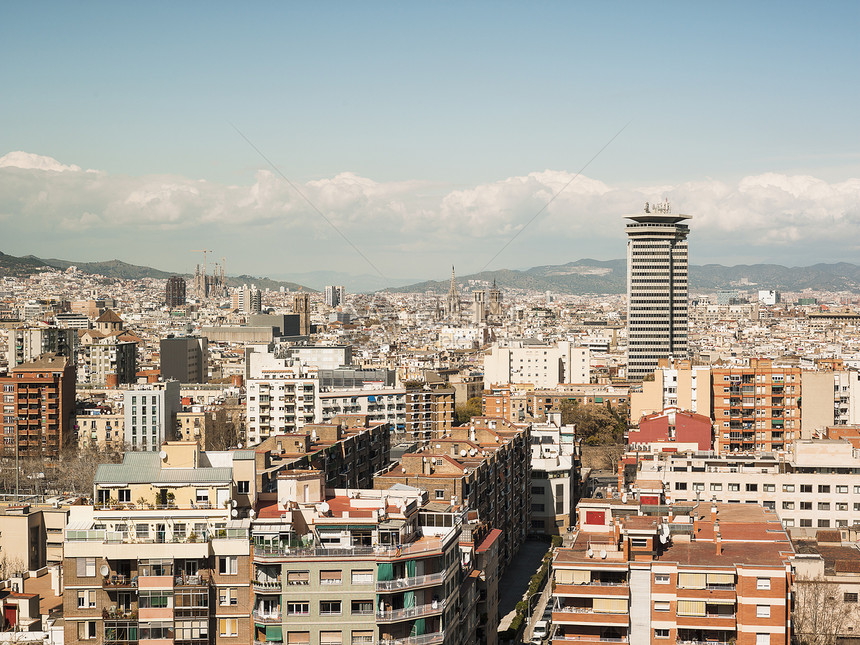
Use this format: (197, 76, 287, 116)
(401, 467, 406, 473)
(237, 442, 243, 449)
(659, 534, 668, 544)
(460, 449, 467, 457)
(621, 493, 628, 503)
(435, 444, 441, 449)
(600, 550, 607, 559)
(320, 502, 330, 514)
(231, 508, 238, 517)
(399, 503, 407, 514)
(248, 509, 256, 518)
(159, 450, 168, 460)
(232, 500, 238, 508)
(100, 564, 110, 576)
(587, 548, 594, 558)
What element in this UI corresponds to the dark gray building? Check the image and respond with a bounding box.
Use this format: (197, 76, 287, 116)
(159, 336, 208, 383)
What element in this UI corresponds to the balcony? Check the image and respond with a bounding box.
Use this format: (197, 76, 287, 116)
(103, 575, 137, 588)
(254, 537, 448, 560)
(553, 638, 628, 644)
(253, 579, 282, 592)
(553, 607, 629, 626)
(251, 610, 282, 623)
(174, 574, 210, 587)
(376, 599, 446, 623)
(379, 632, 445, 645)
(376, 571, 445, 592)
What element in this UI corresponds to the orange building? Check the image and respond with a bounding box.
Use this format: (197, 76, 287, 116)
(0, 353, 76, 458)
(552, 497, 793, 644)
(711, 359, 801, 454)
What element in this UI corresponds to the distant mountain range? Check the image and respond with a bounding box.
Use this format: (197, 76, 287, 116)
(390, 259, 860, 295)
(4, 251, 860, 295)
(0, 252, 315, 293)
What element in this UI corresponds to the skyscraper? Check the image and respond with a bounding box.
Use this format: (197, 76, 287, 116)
(625, 201, 691, 381)
(165, 275, 186, 307)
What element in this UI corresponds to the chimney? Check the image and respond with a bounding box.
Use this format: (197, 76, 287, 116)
(715, 532, 722, 556)
(711, 504, 718, 524)
(617, 460, 624, 494)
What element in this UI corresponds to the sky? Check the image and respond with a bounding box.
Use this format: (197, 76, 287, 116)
(2, 1, 860, 284)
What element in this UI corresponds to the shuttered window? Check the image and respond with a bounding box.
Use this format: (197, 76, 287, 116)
(287, 571, 309, 585)
(287, 632, 310, 645)
(677, 600, 706, 616)
(556, 569, 591, 585)
(593, 598, 628, 614)
(678, 572, 706, 589)
(321, 633, 343, 645)
(320, 570, 342, 584)
(707, 573, 734, 585)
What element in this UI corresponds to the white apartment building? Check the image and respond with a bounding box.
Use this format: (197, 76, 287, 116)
(319, 387, 407, 430)
(483, 340, 589, 388)
(625, 204, 691, 381)
(6, 325, 77, 368)
(530, 411, 578, 535)
(122, 380, 181, 452)
(636, 439, 860, 537)
(245, 351, 320, 446)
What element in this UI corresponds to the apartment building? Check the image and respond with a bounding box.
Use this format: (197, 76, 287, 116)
(251, 474, 463, 645)
(530, 412, 579, 535)
(63, 442, 255, 645)
(712, 359, 801, 454)
(0, 353, 76, 458)
(374, 417, 530, 571)
(484, 340, 590, 389)
(405, 387, 454, 441)
(246, 353, 320, 445)
(5, 325, 77, 368)
(629, 407, 713, 452)
(77, 409, 125, 451)
(552, 498, 793, 644)
(630, 360, 711, 420)
(161, 336, 209, 384)
(79, 335, 138, 386)
(254, 418, 390, 491)
(122, 381, 181, 452)
(483, 384, 629, 424)
(635, 439, 860, 536)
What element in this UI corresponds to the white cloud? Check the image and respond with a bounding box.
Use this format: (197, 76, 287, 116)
(2, 151, 860, 272)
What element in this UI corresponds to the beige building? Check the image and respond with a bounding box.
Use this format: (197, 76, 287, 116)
(77, 411, 125, 451)
(630, 360, 711, 421)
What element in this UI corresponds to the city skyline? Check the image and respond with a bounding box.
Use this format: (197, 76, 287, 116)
(2, 2, 859, 279)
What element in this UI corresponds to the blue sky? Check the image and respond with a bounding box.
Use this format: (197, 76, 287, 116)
(2, 1, 860, 282)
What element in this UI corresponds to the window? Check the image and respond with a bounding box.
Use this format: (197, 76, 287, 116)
(78, 621, 97, 640)
(800, 502, 812, 510)
(801, 519, 813, 527)
(77, 590, 96, 608)
(675, 482, 687, 490)
(837, 485, 848, 494)
(287, 571, 310, 585)
(655, 574, 670, 584)
(764, 484, 775, 492)
(654, 601, 670, 611)
(219, 556, 237, 575)
(219, 588, 237, 606)
(352, 631, 374, 645)
(757, 605, 770, 617)
(854, 485, 860, 494)
(728, 483, 740, 492)
(783, 484, 795, 492)
(710, 483, 723, 491)
(435, 489, 445, 499)
(801, 485, 812, 493)
(784, 519, 795, 527)
(118, 488, 131, 502)
(655, 629, 670, 638)
(136, 524, 149, 538)
(819, 485, 831, 493)
(287, 601, 310, 616)
(176, 620, 208, 640)
(845, 593, 858, 603)
(320, 600, 342, 615)
(757, 577, 771, 590)
(819, 502, 831, 510)
(237, 480, 250, 495)
(757, 634, 770, 645)
(631, 538, 648, 548)
(746, 483, 758, 492)
(219, 618, 238, 637)
(763, 501, 775, 510)
(196, 488, 209, 503)
(320, 570, 342, 585)
(76, 557, 96, 577)
(351, 570, 373, 585)
(321, 632, 343, 645)
(818, 519, 831, 528)
(351, 600, 374, 615)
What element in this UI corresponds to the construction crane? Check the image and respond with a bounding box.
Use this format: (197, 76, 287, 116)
(190, 249, 213, 276)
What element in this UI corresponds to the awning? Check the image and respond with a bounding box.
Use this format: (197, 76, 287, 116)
(266, 625, 283, 641)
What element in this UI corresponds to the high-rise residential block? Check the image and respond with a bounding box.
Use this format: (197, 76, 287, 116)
(160, 336, 209, 383)
(625, 202, 691, 381)
(165, 275, 187, 308)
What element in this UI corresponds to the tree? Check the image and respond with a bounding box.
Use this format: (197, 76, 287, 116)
(560, 400, 627, 446)
(455, 397, 483, 426)
(793, 576, 857, 645)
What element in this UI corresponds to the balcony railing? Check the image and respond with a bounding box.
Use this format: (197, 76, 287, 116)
(553, 637, 628, 643)
(379, 632, 445, 645)
(555, 606, 628, 616)
(251, 610, 282, 623)
(255, 537, 446, 560)
(253, 579, 282, 591)
(376, 571, 444, 591)
(376, 599, 446, 622)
